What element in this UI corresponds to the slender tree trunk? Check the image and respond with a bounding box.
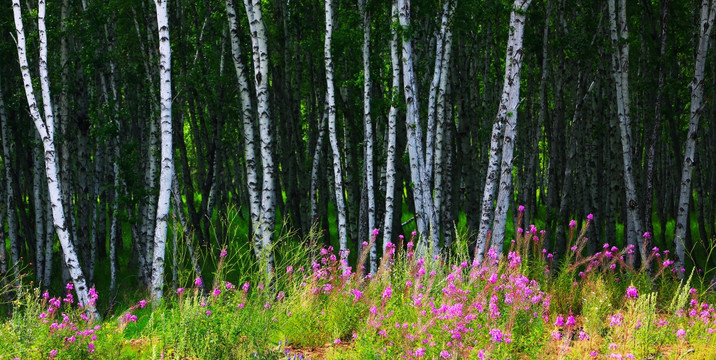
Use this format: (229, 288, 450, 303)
(0, 75, 20, 283)
(608, 0, 645, 266)
(310, 102, 328, 225)
(398, 0, 437, 253)
(480, 0, 533, 257)
(244, 0, 277, 278)
(324, 0, 349, 261)
(382, 0, 401, 257)
(226, 0, 261, 254)
(33, 134, 46, 284)
(425, 0, 454, 187)
(358, 0, 377, 272)
(433, 21, 453, 252)
(674, 0, 716, 274)
(12, 0, 95, 314)
(150, 0, 174, 302)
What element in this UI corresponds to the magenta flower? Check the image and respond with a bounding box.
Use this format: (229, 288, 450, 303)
(566, 315, 575, 326)
(177, 287, 185, 295)
(194, 277, 203, 287)
(138, 300, 147, 309)
(440, 350, 451, 358)
(206, 310, 211, 316)
(219, 248, 228, 259)
(414, 347, 425, 357)
(578, 330, 590, 341)
(334, 338, 341, 344)
(569, 220, 576, 228)
(66, 282, 74, 291)
(554, 316, 565, 327)
(87, 342, 95, 354)
(213, 288, 221, 296)
(625, 286, 638, 299)
(382, 285, 393, 300)
(351, 289, 363, 301)
(372, 228, 380, 236)
(587, 213, 594, 221)
(489, 328, 503, 343)
(242, 282, 250, 293)
(643, 232, 651, 239)
(518, 205, 525, 212)
(49, 349, 58, 358)
(676, 328, 686, 339)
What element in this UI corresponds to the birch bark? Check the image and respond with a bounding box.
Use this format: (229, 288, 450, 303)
(12, 0, 95, 313)
(608, 0, 645, 266)
(150, 0, 174, 302)
(244, 0, 277, 277)
(324, 0, 349, 260)
(382, 0, 401, 256)
(478, 0, 532, 258)
(398, 0, 438, 253)
(674, 0, 716, 274)
(226, 0, 261, 253)
(358, 0, 377, 273)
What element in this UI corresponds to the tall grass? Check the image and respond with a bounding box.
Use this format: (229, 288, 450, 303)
(1, 208, 715, 359)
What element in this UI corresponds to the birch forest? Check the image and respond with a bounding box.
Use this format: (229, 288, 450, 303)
(2, 0, 716, 312)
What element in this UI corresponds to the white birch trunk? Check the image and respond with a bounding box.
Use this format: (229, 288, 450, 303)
(432, 24, 453, 252)
(490, 0, 532, 252)
(425, 0, 453, 187)
(358, 0, 377, 273)
(150, 0, 174, 302)
(13, 0, 95, 314)
(382, 0, 401, 257)
(398, 0, 438, 253)
(244, 0, 277, 277)
(226, 0, 261, 254)
(608, 0, 645, 266)
(324, 0, 349, 260)
(674, 0, 716, 274)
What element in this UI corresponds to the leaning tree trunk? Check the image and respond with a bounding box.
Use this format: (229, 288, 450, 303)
(244, 0, 277, 279)
(382, 0, 401, 258)
(12, 0, 96, 315)
(608, 0, 645, 266)
(324, 0, 349, 261)
(479, 0, 533, 257)
(150, 0, 174, 303)
(358, 0, 377, 273)
(226, 0, 261, 254)
(674, 0, 716, 275)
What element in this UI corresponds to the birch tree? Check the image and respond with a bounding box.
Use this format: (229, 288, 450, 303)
(150, 0, 174, 302)
(358, 0, 377, 272)
(608, 0, 645, 266)
(477, 0, 532, 259)
(243, 0, 277, 277)
(226, 0, 261, 254)
(382, 0, 401, 257)
(324, 0, 349, 260)
(398, 0, 438, 253)
(12, 0, 95, 314)
(674, 0, 716, 274)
